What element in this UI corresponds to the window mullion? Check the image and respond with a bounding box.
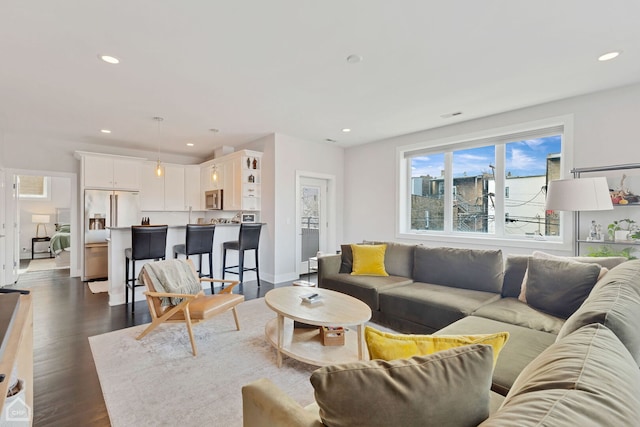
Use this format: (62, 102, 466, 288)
(444, 152, 453, 233)
(494, 145, 506, 237)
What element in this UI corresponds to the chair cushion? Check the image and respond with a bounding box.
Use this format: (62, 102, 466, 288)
(173, 244, 186, 255)
(224, 240, 240, 250)
(168, 293, 244, 320)
(311, 345, 494, 427)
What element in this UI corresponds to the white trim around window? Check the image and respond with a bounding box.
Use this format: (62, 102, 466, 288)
(396, 115, 574, 252)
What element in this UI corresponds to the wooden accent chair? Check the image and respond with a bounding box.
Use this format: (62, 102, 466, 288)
(136, 259, 244, 356)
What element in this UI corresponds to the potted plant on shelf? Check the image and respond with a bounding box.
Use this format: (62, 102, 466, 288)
(607, 218, 637, 242)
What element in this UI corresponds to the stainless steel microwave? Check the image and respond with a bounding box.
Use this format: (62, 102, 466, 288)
(205, 189, 223, 210)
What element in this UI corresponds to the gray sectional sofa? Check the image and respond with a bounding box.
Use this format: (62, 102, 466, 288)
(242, 243, 640, 426)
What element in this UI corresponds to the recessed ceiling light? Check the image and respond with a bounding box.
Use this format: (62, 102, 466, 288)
(100, 129, 111, 134)
(346, 54, 363, 64)
(598, 51, 621, 61)
(98, 54, 120, 64)
(342, 128, 351, 133)
(186, 143, 194, 147)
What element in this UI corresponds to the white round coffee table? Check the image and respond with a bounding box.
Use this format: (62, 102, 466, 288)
(264, 286, 372, 367)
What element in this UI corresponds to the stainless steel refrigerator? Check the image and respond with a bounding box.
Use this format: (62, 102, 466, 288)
(84, 190, 141, 243)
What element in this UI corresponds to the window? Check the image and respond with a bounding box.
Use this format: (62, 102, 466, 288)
(18, 175, 50, 200)
(400, 119, 568, 245)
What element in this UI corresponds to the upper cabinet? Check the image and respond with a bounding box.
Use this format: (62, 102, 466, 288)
(140, 162, 193, 211)
(82, 154, 141, 190)
(184, 166, 201, 211)
(200, 149, 262, 212)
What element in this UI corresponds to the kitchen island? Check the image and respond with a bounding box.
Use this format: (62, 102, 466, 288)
(106, 224, 258, 306)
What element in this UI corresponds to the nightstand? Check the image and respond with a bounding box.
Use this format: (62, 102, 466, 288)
(32, 236, 53, 259)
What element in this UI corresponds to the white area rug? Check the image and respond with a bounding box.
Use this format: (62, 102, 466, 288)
(26, 258, 68, 272)
(89, 298, 319, 427)
(87, 280, 109, 293)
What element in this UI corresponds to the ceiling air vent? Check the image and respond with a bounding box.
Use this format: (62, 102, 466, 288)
(441, 111, 463, 119)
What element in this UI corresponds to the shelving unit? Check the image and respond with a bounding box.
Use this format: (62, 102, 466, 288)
(572, 163, 640, 256)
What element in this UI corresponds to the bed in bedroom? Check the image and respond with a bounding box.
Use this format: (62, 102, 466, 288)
(51, 223, 71, 267)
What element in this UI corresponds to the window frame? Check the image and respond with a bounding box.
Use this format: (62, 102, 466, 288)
(18, 175, 51, 200)
(396, 115, 574, 252)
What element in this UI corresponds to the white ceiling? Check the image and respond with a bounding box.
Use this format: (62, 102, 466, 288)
(1, 1, 640, 160)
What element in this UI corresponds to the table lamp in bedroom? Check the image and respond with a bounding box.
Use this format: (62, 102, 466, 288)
(32, 214, 50, 237)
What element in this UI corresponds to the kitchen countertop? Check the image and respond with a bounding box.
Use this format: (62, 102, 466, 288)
(107, 223, 248, 230)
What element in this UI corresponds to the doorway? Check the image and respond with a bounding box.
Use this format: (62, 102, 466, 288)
(3, 169, 79, 285)
(295, 172, 336, 276)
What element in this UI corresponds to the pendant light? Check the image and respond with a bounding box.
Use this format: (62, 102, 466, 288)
(153, 116, 164, 177)
(211, 164, 219, 186)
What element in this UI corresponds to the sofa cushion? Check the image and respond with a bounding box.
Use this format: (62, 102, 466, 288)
(437, 315, 557, 396)
(501, 256, 529, 298)
(383, 242, 415, 277)
(379, 282, 501, 332)
(524, 258, 600, 319)
(518, 251, 610, 303)
(472, 297, 565, 334)
(350, 244, 389, 276)
(321, 273, 413, 311)
(413, 246, 504, 293)
(501, 253, 626, 299)
(558, 259, 640, 366)
(311, 345, 494, 427)
(339, 244, 354, 273)
(481, 323, 640, 426)
(365, 326, 509, 366)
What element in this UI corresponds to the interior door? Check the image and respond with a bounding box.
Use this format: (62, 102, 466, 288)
(298, 177, 328, 274)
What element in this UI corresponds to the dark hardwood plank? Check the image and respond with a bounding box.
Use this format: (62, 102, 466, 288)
(10, 266, 277, 427)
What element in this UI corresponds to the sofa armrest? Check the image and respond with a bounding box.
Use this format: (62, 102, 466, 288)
(242, 378, 324, 427)
(318, 254, 341, 286)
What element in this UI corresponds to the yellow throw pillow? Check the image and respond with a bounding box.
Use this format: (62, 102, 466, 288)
(365, 326, 509, 366)
(350, 244, 389, 276)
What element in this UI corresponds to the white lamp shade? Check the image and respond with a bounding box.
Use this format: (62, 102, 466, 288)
(31, 214, 51, 223)
(546, 177, 613, 211)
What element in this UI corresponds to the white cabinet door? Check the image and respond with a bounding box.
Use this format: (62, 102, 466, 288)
(223, 160, 242, 211)
(113, 159, 141, 190)
(140, 162, 164, 211)
(84, 156, 141, 190)
(185, 166, 201, 210)
(84, 156, 115, 188)
(164, 165, 185, 211)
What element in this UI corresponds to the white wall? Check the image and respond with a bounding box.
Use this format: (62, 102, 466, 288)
(343, 82, 640, 256)
(242, 133, 345, 283)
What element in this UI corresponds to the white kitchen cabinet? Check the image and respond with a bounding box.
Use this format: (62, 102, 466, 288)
(223, 159, 242, 211)
(140, 161, 165, 211)
(83, 155, 141, 190)
(164, 165, 185, 211)
(184, 165, 201, 210)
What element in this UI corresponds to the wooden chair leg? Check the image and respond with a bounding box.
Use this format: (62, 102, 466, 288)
(232, 306, 241, 330)
(183, 306, 197, 356)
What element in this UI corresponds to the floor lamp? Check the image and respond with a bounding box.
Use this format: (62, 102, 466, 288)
(545, 177, 613, 255)
(32, 214, 51, 238)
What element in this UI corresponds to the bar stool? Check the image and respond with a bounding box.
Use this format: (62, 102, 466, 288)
(222, 223, 262, 290)
(125, 225, 168, 313)
(173, 224, 216, 293)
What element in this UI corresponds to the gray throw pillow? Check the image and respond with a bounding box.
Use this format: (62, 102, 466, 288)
(310, 344, 493, 427)
(339, 244, 353, 273)
(525, 258, 600, 319)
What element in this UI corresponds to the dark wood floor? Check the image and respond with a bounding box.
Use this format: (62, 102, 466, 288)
(10, 264, 279, 427)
